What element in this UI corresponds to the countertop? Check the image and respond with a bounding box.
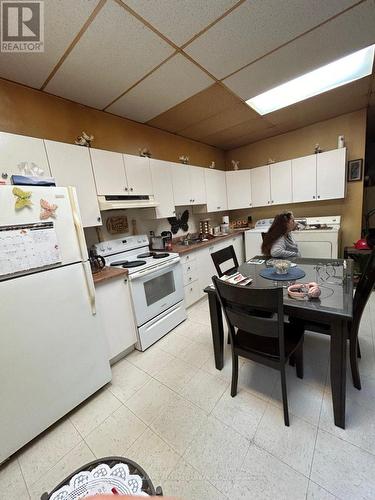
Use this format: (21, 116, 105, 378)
(92, 266, 128, 285)
(171, 228, 247, 255)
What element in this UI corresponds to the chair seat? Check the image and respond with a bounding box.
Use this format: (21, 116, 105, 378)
(235, 323, 303, 360)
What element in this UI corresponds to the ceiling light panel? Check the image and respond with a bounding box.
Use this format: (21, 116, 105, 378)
(45, 0, 174, 109)
(122, 0, 238, 46)
(107, 54, 214, 122)
(246, 45, 375, 115)
(224, 0, 375, 100)
(184, 0, 359, 79)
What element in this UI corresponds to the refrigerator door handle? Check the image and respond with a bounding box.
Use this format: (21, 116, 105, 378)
(68, 186, 88, 262)
(83, 261, 96, 315)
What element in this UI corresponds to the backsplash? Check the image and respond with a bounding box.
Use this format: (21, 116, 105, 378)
(84, 207, 226, 249)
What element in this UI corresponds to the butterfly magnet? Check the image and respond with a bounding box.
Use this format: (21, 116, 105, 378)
(12, 187, 32, 210)
(167, 209, 189, 234)
(40, 199, 58, 220)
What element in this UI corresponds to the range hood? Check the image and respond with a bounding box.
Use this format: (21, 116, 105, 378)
(98, 195, 159, 211)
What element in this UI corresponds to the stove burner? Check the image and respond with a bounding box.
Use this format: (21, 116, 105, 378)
(110, 260, 146, 268)
(137, 252, 155, 258)
(153, 252, 170, 259)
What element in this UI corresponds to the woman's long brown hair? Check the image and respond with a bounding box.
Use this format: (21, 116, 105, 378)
(261, 212, 293, 257)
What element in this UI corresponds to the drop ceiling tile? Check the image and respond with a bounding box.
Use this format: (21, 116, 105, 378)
(219, 126, 279, 149)
(266, 77, 371, 130)
(45, 0, 174, 108)
(0, 0, 100, 88)
(178, 103, 257, 140)
(184, 0, 359, 79)
(147, 83, 240, 132)
(224, 0, 375, 99)
(201, 115, 275, 146)
(107, 54, 214, 122)
(122, 0, 238, 46)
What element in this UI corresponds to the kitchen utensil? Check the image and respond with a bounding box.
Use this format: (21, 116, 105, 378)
(89, 254, 106, 274)
(150, 235, 165, 250)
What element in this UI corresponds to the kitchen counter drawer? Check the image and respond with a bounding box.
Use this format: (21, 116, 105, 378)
(181, 252, 196, 264)
(182, 259, 198, 286)
(184, 280, 202, 308)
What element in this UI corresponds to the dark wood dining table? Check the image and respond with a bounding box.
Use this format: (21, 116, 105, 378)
(204, 257, 353, 429)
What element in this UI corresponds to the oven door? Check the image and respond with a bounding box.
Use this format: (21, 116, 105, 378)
(129, 258, 184, 325)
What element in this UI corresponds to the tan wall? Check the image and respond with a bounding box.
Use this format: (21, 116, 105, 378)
(225, 110, 367, 252)
(0, 78, 225, 169)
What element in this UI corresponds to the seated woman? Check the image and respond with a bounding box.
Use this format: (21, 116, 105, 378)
(261, 212, 300, 259)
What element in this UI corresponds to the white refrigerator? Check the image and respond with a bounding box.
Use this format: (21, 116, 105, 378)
(0, 185, 111, 464)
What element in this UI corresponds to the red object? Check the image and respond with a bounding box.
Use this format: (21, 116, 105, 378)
(354, 238, 370, 250)
(111, 487, 119, 495)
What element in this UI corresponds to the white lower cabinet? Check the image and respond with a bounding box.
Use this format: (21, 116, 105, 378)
(184, 234, 245, 307)
(95, 276, 137, 363)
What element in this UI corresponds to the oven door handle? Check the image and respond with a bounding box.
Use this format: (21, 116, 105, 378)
(129, 257, 181, 279)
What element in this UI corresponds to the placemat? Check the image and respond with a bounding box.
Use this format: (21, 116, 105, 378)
(259, 267, 306, 281)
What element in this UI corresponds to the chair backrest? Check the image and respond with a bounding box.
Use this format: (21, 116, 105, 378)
(211, 245, 239, 277)
(352, 250, 375, 337)
(212, 276, 285, 360)
(261, 232, 266, 242)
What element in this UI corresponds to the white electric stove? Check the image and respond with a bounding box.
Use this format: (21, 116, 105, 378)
(94, 235, 186, 351)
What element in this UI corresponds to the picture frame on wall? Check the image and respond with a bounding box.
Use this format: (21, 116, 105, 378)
(347, 159, 363, 182)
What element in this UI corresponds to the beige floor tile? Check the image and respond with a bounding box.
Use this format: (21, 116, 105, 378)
(125, 378, 181, 425)
(108, 358, 151, 403)
(176, 340, 213, 368)
(84, 405, 146, 458)
(213, 444, 308, 500)
(0, 458, 30, 500)
(187, 304, 212, 326)
(254, 405, 317, 477)
(163, 478, 227, 500)
(180, 369, 228, 413)
(151, 396, 207, 454)
(238, 360, 278, 401)
(319, 389, 375, 456)
(18, 418, 82, 488)
(212, 389, 267, 441)
(270, 373, 324, 426)
(69, 389, 122, 438)
(126, 344, 175, 377)
(154, 356, 197, 393)
(168, 457, 203, 481)
(182, 320, 213, 346)
(28, 441, 95, 500)
(311, 429, 375, 499)
(184, 415, 249, 481)
(306, 480, 337, 499)
(126, 428, 180, 486)
(157, 330, 195, 356)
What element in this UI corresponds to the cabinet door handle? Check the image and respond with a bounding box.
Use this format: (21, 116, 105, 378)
(186, 255, 189, 260)
(272, 200, 274, 203)
(317, 195, 320, 199)
(97, 216, 101, 223)
(1, 172, 8, 179)
(124, 186, 128, 191)
(313, 195, 316, 199)
(267, 200, 270, 204)
(187, 266, 191, 271)
(130, 187, 133, 192)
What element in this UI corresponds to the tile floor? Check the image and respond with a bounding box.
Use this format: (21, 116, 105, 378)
(2, 294, 375, 500)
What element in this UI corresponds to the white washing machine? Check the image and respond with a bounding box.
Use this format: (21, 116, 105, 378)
(245, 216, 341, 260)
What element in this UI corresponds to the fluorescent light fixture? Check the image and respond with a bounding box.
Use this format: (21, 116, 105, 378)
(246, 44, 375, 115)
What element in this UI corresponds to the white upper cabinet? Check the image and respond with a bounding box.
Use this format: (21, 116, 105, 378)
(292, 154, 317, 203)
(250, 165, 271, 207)
(189, 166, 206, 205)
(45, 140, 101, 228)
(270, 160, 292, 205)
(205, 168, 228, 212)
(316, 148, 346, 201)
(226, 170, 252, 210)
(171, 164, 191, 205)
(123, 154, 153, 196)
(0, 131, 51, 183)
(90, 148, 126, 196)
(150, 159, 175, 219)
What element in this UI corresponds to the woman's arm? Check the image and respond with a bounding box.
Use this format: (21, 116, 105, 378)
(270, 236, 298, 259)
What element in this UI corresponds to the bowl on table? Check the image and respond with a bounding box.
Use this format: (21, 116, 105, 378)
(273, 260, 291, 275)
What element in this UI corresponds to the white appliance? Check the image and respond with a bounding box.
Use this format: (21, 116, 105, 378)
(245, 216, 341, 260)
(0, 186, 111, 464)
(97, 195, 158, 211)
(94, 236, 186, 351)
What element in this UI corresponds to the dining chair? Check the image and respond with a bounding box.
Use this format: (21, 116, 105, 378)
(211, 245, 239, 278)
(212, 276, 304, 426)
(303, 250, 375, 390)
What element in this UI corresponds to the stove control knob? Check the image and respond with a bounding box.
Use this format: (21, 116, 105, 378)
(99, 246, 105, 252)
(107, 246, 112, 251)
(137, 239, 142, 243)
